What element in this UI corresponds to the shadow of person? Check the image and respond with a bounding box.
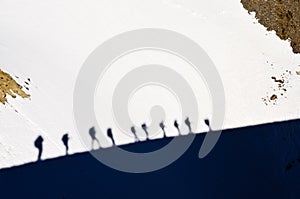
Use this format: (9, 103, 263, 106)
(34, 135, 44, 161)
(62, 133, 69, 155)
(130, 126, 139, 142)
(141, 123, 149, 140)
(205, 119, 212, 132)
(107, 128, 115, 146)
(89, 127, 100, 150)
(174, 120, 181, 135)
(185, 117, 192, 133)
(159, 121, 166, 137)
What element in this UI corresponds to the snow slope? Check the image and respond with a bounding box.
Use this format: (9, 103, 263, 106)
(0, 0, 299, 168)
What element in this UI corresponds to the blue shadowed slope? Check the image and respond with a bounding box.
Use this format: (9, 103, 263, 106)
(0, 119, 300, 199)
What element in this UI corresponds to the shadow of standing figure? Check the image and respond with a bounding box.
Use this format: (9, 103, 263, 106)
(205, 119, 212, 132)
(159, 121, 166, 137)
(174, 120, 181, 135)
(185, 117, 192, 133)
(62, 133, 69, 155)
(89, 127, 100, 150)
(107, 128, 115, 146)
(34, 135, 44, 161)
(141, 123, 149, 140)
(130, 126, 139, 142)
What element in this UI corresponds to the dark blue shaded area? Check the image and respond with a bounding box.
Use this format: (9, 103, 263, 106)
(0, 119, 300, 199)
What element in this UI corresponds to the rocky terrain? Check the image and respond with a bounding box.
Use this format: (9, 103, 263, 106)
(242, 0, 300, 53)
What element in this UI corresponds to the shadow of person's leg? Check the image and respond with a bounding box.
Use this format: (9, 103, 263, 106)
(37, 148, 42, 161)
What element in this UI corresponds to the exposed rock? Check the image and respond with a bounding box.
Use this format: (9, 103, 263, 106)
(0, 69, 30, 104)
(241, 0, 300, 54)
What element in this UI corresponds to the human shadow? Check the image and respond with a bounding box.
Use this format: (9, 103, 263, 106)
(141, 123, 149, 140)
(62, 133, 69, 155)
(185, 117, 192, 133)
(107, 128, 115, 146)
(130, 126, 139, 142)
(89, 127, 100, 150)
(204, 119, 212, 132)
(174, 120, 181, 135)
(34, 135, 44, 161)
(159, 121, 166, 137)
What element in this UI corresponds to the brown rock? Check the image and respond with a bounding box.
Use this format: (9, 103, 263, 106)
(270, 94, 278, 101)
(0, 69, 30, 104)
(241, 0, 300, 54)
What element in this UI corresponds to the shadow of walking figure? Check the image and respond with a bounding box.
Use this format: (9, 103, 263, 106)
(174, 120, 181, 135)
(62, 133, 69, 155)
(185, 117, 192, 133)
(130, 126, 139, 142)
(159, 121, 166, 137)
(141, 123, 149, 140)
(107, 128, 115, 146)
(205, 119, 212, 132)
(34, 135, 44, 161)
(89, 127, 100, 150)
